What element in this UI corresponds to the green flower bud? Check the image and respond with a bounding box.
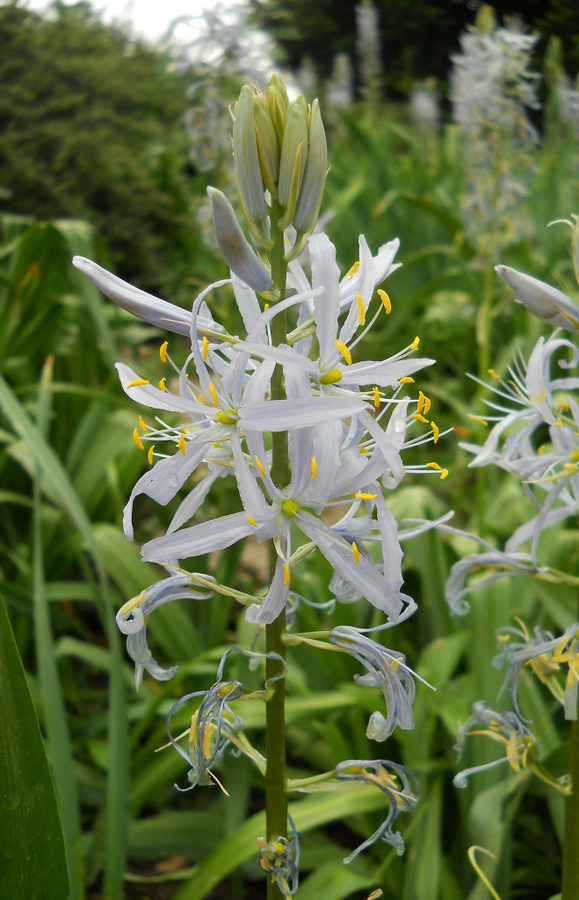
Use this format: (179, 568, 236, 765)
(208, 187, 273, 293)
(277, 96, 308, 225)
(232, 86, 268, 243)
(292, 99, 328, 237)
(253, 94, 280, 198)
(265, 75, 289, 150)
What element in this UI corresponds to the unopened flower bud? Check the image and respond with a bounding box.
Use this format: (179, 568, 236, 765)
(496, 264, 579, 333)
(232, 86, 268, 243)
(277, 96, 308, 227)
(253, 94, 280, 197)
(265, 75, 289, 150)
(292, 99, 328, 237)
(208, 187, 273, 293)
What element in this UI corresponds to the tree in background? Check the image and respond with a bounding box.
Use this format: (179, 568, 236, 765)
(250, 0, 579, 97)
(0, 1, 203, 295)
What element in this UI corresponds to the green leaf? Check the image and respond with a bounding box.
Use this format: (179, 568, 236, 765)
(0, 593, 70, 899)
(173, 786, 388, 900)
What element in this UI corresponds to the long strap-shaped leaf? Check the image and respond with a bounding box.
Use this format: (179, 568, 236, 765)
(0, 593, 70, 899)
(0, 373, 128, 899)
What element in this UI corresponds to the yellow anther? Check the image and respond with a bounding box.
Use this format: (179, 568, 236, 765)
(352, 541, 360, 563)
(355, 491, 378, 500)
(311, 456, 317, 481)
(283, 563, 290, 586)
(413, 413, 429, 424)
(468, 414, 488, 426)
(198, 393, 204, 404)
(147, 445, 155, 465)
(571, 450, 579, 463)
(426, 461, 448, 479)
(345, 260, 360, 278)
(158, 377, 167, 392)
(335, 340, 352, 365)
(254, 456, 267, 478)
(202, 336, 209, 361)
(178, 434, 186, 455)
(411, 336, 420, 350)
(422, 395, 432, 415)
(399, 376, 414, 385)
(554, 417, 564, 427)
(138, 415, 148, 433)
(417, 391, 425, 415)
(208, 383, 219, 406)
(373, 386, 381, 408)
(564, 463, 579, 474)
(431, 420, 440, 443)
(356, 292, 366, 326)
(127, 378, 150, 389)
(263, 303, 270, 311)
(496, 633, 510, 643)
(246, 515, 258, 528)
(377, 288, 391, 314)
(132, 428, 144, 450)
(159, 341, 168, 363)
(488, 369, 500, 379)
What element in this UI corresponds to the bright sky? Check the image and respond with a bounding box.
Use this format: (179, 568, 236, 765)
(22, 0, 244, 44)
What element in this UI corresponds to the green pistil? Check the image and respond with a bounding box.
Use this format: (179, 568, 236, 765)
(215, 410, 238, 426)
(281, 499, 300, 517)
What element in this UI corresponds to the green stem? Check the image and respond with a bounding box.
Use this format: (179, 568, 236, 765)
(265, 202, 289, 900)
(561, 593, 579, 900)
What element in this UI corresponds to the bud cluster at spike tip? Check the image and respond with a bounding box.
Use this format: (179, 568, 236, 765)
(230, 76, 328, 261)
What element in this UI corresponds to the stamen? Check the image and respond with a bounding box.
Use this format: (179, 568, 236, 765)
(345, 260, 360, 278)
(127, 378, 150, 389)
(431, 421, 440, 443)
(159, 341, 168, 363)
(356, 292, 366, 326)
(488, 369, 500, 379)
(399, 376, 414, 385)
(138, 415, 148, 433)
(417, 391, 425, 415)
(264, 303, 270, 311)
(132, 428, 144, 450)
(411, 336, 420, 350)
(469, 414, 488, 426)
(352, 542, 360, 563)
(246, 515, 258, 527)
(254, 456, 267, 478)
(202, 336, 209, 361)
(178, 434, 186, 455)
(422, 395, 432, 414)
(209, 383, 219, 406)
(413, 413, 429, 424)
(311, 456, 317, 480)
(147, 445, 155, 465)
(158, 377, 167, 392)
(283, 563, 290, 586)
(198, 393, 204, 404)
(377, 289, 391, 314)
(373, 386, 380, 409)
(335, 340, 352, 365)
(355, 491, 378, 500)
(426, 461, 448, 479)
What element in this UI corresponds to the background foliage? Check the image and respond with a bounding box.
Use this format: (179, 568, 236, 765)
(2, 1, 579, 898)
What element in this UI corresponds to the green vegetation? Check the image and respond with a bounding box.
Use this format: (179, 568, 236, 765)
(2, 2, 579, 898)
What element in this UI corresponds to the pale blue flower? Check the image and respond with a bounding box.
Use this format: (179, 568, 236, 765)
(494, 621, 579, 721)
(116, 573, 216, 688)
(335, 759, 419, 861)
(330, 626, 427, 741)
(166, 679, 245, 791)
